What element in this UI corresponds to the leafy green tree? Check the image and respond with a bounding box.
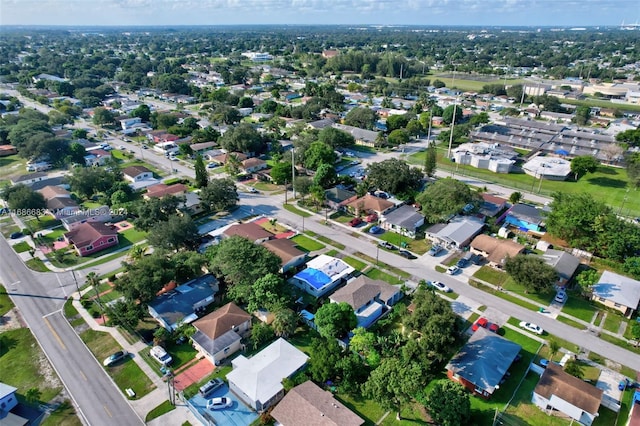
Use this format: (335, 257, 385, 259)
(509, 191, 523, 204)
(199, 177, 238, 212)
(270, 161, 293, 185)
(67, 163, 119, 199)
(629, 322, 640, 341)
(313, 163, 337, 188)
(1, 184, 46, 218)
(194, 154, 208, 188)
(218, 123, 266, 154)
(623, 257, 640, 280)
(147, 214, 199, 251)
(308, 337, 343, 383)
(116, 253, 176, 304)
(424, 380, 470, 426)
(92, 107, 115, 126)
(72, 128, 88, 139)
(573, 105, 591, 126)
(344, 107, 377, 129)
(68, 142, 87, 165)
(314, 302, 357, 339)
(616, 128, 640, 147)
(206, 236, 281, 302)
(246, 273, 286, 313)
(442, 105, 462, 125)
(386, 114, 410, 132)
(387, 129, 410, 146)
(294, 176, 313, 199)
(24, 388, 42, 406)
(406, 119, 422, 137)
(366, 158, 423, 198)
(625, 152, 640, 188)
(416, 178, 480, 222)
(364, 358, 424, 420)
(469, 112, 490, 126)
(564, 359, 585, 379)
(249, 322, 274, 350)
(504, 255, 558, 293)
(424, 141, 437, 177)
(171, 251, 208, 283)
(272, 308, 298, 338)
(132, 196, 182, 231)
(318, 127, 354, 149)
(130, 104, 151, 122)
(570, 155, 599, 181)
(303, 142, 336, 170)
(108, 299, 143, 329)
(575, 269, 599, 296)
(548, 339, 560, 360)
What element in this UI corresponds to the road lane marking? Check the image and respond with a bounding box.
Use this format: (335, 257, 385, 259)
(79, 370, 87, 381)
(56, 274, 67, 298)
(43, 316, 67, 351)
(42, 310, 62, 318)
(104, 405, 112, 417)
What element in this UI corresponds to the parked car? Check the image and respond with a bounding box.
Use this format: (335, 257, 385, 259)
(199, 378, 224, 397)
(141, 145, 148, 149)
(150, 346, 173, 365)
(457, 252, 474, 268)
(365, 213, 378, 223)
(207, 162, 218, 169)
(118, 145, 125, 150)
(103, 350, 128, 367)
(554, 290, 566, 303)
(207, 397, 232, 410)
(488, 323, 499, 333)
(369, 226, 383, 234)
(446, 265, 460, 275)
(427, 245, 443, 256)
(472, 317, 488, 331)
(519, 321, 543, 335)
(429, 281, 451, 293)
(379, 241, 396, 250)
(9, 232, 23, 239)
(348, 217, 363, 227)
(398, 249, 417, 259)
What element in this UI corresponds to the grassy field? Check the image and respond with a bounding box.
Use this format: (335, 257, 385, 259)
(290, 234, 325, 252)
(80, 329, 155, 398)
(562, 293, 598, 322)
(0, 284, 15, 315)
(603, 313, 623, 333)
(0, 328, 62, 403)
(145, 400, 176, 422)
(433, 74, 526, 92)
(283, 203, 312, 217)
(365, 268, 404, 285)
(377, 232, 431, 255)
(25, 258, 49, 272)
(342, 255, 367, 271)
(140, 341, 198, 376)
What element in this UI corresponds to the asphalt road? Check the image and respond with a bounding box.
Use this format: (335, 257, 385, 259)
(0, 237, 143, 426)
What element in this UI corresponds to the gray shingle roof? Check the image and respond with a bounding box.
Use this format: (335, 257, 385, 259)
(383, 205, 424, 230)
(592, 271, 640, 310)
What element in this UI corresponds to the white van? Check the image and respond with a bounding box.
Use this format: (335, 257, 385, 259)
(150, 346, 173, 365)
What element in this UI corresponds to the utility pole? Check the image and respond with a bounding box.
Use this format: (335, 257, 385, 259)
(446, 66, 458, 160)
(70, 269, 80, 298)
(291, 149, 296, 199)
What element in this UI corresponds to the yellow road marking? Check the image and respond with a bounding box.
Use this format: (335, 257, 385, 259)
(104, 405, 112, 417)
(44, 316, 66, 351)
(79, 370, 87, 381)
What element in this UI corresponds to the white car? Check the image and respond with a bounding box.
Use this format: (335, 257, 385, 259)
(150, 346, 173, 365)
(429, 281, 451, 293)
(519, 321, 543, 335)
(207, 397, 232, 410)
(446, 265, 460, 275)
(554, 290, 566, 303)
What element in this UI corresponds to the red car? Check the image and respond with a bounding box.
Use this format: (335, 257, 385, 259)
(472, 317, 488, 332)
(365, 213, 378, 223)
(348, 217, 363, 227)
(488, 323, 499, 333)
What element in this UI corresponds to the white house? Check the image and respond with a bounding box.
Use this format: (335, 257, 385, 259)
(380, 204, 425, 238)
(289, 255, 355, 297)
(122, 165, 154, 183)
(227, 338, 308, 412)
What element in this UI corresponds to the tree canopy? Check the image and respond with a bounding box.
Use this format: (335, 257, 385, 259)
(366, 158, 423, 199)
(218, 123, 267, 154)
(147, 214, 199, 251)
(318, 127, 355, 149)
(344, 107, 377, 129)
(364, 358, 424, 418)
(416, 178, 480, 222)
(424, 380, 471, 426)
(570, 155, 599, 181)
(314, 302, 357, 339)
(199, 177, 238, 213)
(303, 141, 337, 170)
(504, 255, 558, 293)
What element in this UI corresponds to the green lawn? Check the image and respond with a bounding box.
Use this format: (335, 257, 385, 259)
(502, 278, 555, 307)
(283, 203, 312, 217)
(80, 329, 155, 398)
(433, 74, 525, 92)
(325, 249, 339, 256)
(0, 154, 27, 179)
(11, 241, 31, 253)
(145, 400, 176, 422)
(365, 268, 404, 285)
(342, 255, 367, 271)
(316, 235, 346, 249)
(24, 216, 62, 232)
(376, 232, 430, 255)
(556, 315, 588, 330)
(25, 258, 49, 272)
(140, 341, 198, 376)
(562, 294, 598, 322)
(335, 393, 387, 425)
(0, 285, 14, 316)
(603, 313, 623, 333)
(470, 280, 541, 312)
(0, 328, 62, 403)
(473, 266, 510, 286)
(290, 234, 325, 252)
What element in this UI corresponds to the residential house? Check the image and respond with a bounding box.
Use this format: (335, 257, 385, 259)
(179, 192, 204, 216)
(591, 271, 640, 318)
(144, 183, 188, 199)
(64, 222, 119, 257)
(480, 193, 508, 217)
(321, 50, 340, 59)
(470, 234, 525, 269)
(189, 141, 218, 154)
(539, 249, 581, 287)
(119, 117, 142, 130)
(191, 302, 251, 365)
(380, 204, 425, 238)
(532, 363, 603, 426)
(241, 157, 268, 174)
(446, 327, 521, 399)
(122, 165, 154, 183)
(46, 196, 80, 219)
(290, 254, 355, 297)
(324, 187, 356, 210)
(211, 152, 247, 165)
(426, 216, 485, 249)
(270, 381, 364, 426)
(61, 205, 117, 231)
(223, 222, 273, 244)
(227, 338, 308, 412)
(331, 123, 380, 147)
(329, 276, 402, 328)
(306, 118, 335, 130)
(0, 145, 17, 157)
(10, 172, 49, 187)
(262, 239, 307, 273)
(345, 194, 395, 217)
(148, 274, 219, 330)
(203, 149, 226, 161)
(38, 185, 71, 200)
(504, 204, 545, 232)
(0, 382, 28, 426)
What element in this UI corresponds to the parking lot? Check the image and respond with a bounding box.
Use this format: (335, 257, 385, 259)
(188, 384, 258, 426)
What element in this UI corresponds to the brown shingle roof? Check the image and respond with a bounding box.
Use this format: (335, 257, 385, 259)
(534, 363, 602, 415)
(212, 152, 247, 164)
(193, 302, 251, 340)
(122, 165, 152, 178)
(223, 222, 273, 242)
(470, 234, 524, 265)
(64, 222, 118, 247)
(270, 381, 364, 426)
(330, 276, 382, 309)
(145, 183, 188, 198)
(38, 185, 71, 200)
(241, 157, 266, 169)
(345, 194, 394, 214)
(262, 239, 305, 265)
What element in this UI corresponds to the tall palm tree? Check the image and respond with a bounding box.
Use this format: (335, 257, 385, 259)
(272, 308, 298, 338)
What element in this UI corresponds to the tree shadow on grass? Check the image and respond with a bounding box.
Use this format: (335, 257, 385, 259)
(595, 166, 619, 176)
(586, 177, 628, 189)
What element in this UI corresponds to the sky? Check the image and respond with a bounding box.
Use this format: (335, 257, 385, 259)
(1, 0, 639, 27)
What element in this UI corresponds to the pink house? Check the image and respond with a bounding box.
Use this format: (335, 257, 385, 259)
(64, 222, 119, 257)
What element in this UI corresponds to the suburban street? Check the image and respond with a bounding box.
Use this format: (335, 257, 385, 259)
(0, 237, 144, 426)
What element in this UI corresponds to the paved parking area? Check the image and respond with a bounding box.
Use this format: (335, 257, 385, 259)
(189, 384, 258, 426)
(596, 369, 625, 412)
(483, 306, 511, 327)
(450, 295, 482, 320)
